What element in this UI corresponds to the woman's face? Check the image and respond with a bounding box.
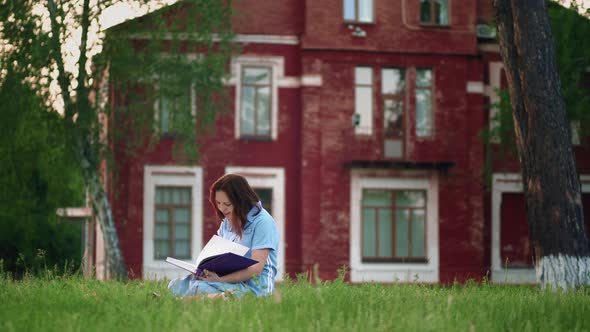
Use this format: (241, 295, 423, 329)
(215, 190, 234, 221)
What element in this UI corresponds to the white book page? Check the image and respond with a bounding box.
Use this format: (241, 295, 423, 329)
(165, 257, 198, 274)
(195, 235, 249, 267)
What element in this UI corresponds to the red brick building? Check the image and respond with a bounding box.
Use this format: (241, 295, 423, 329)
(92, 0, 590, 284)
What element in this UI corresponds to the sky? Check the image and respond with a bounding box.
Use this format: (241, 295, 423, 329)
(99, 0, 179, 29)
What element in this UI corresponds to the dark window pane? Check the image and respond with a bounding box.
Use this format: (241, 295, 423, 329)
(378, 209, 393, 257)
(395, 209, 409, 257)
(175, 208, 190, 224)
(154, 240, 170, 259)
(156, 208, 170, 223)
(416, 69, 432, 88)
(175, 240, 190, 258)
(362, 190, 392, 206)
(362, 208, 377, 257)
(420, 0, 431, 23)
(436, 0, 448, 25)
(241, 86, 256, 135)
(411, 210, 426, 257)
(500, 193, 533, 267)
(254, 188, 273, 213)
(384, 99, 404, 138)
(175, 224, 190, 240)
(155, 224, 170, 240)
(256, 86, 271, 135)
(243, 67, 270, 84)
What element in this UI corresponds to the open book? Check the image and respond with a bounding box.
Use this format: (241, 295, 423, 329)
(166, 235, 258, 277)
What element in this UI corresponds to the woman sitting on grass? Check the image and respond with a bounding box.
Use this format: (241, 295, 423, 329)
(168, 173, 279, 298)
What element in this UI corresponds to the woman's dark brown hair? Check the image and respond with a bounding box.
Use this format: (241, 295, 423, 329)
(209, 173, 260, 238)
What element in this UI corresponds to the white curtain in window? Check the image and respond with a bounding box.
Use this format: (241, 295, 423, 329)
(355, 67, 373, 135)
(358, 0, 373, 22)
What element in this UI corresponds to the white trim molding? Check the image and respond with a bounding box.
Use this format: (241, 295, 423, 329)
(487, 61, 503, 125)
(127, 33, 300, 45)
(491, 173, 590, 284)
(232, 34, 299, 45)
(225, 166, 286, 281)
(477, 44, 500, 53)
(56, 207, 92, 218)
(301, 74, 323, 87)
(466, 81, 484, 94)
(225, 74, 323, 88)
(231, 55, 283, 140)
(143, 165, 204, 280)
(349, 171, 439, 283)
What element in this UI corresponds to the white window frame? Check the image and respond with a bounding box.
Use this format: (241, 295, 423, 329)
(143, 165, 203, 280)
(231, 56, 282, 140)
(355, 66, 374, 135)
(350, 171, 439, 282)
(225, 166, 286, 281)
(491, 173, 590, 284)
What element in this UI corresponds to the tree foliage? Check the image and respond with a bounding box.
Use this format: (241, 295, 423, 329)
(102, 0, 235, 161)
(0, 0, 235, 279)
(0, 68, 85, 276)
(483, 2, 590, 158)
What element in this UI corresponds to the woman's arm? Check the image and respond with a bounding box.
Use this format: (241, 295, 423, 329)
(198, 248, 270, 283)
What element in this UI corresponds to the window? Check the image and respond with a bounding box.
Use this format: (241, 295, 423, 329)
(154, 186, 192, 260)
(240, 66, 272, 138)
(382, 68, 406, 158)
(415, 68, 433, 138)
(499, 193, 533, 268)
(350, 174, 439, 282)
(233, 56, 282, 140)
(491, 173, 590, 284)
(355, 67, 373, 135)
(362, 189, 426, 262)
(420, 0, 449, 25)
(143, 165, 203, 280)
(344, 0, 374, 23)
(155, 84, 195, 135)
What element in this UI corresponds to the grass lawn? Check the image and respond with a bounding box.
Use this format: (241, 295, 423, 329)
(1, 273, 589, 331)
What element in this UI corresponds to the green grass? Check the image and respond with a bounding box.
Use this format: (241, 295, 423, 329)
(1, 274, 589, 332)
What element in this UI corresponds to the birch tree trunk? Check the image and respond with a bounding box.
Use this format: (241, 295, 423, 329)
(81, 154, 128, 280)
(494, 0, 590, 289)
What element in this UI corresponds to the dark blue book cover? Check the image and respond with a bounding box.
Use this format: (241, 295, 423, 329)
(197, 252, 258, 277)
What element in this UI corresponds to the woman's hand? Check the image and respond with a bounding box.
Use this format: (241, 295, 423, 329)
(198, 269, 221, 282)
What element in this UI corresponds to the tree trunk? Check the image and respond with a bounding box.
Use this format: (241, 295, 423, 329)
(494, 0, 590, 289)
(81, 154, 128, 281)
